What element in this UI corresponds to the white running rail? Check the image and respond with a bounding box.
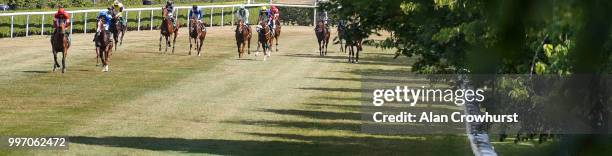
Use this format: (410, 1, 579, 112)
(0, 3, 316, 38)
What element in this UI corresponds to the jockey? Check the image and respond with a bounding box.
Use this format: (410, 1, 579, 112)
(97, 10, 112, 32)
(94, 10, 113, 47)
(165, 0, 175, 25)
(270, 5, 279, 28)
(53, 7, 71, 44)
(112, 0, 126, 27)
(236, 5, 249, 25)
(189, 5, 202, 23)
(258, 6, 273, 34)
(317, 10, 329, 32)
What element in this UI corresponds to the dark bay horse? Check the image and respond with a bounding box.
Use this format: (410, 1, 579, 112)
(109, 11, 126, 52)
(256, 21, 272, 60)
(189, 19, 206, 56)
(235, 19, 251, 58)
(337, 23, 345, 53)
(50, 18, 70, 73)
(159, 8, 179, 54)
(96, 19, 113, 72)
(272, 18, 281, 52)
(346, 36, 362, 63)
(315, 21, 330, 56)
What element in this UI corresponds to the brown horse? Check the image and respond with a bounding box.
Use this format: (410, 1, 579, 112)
(96, 19, 113, 72)
(189, 19, 206, 56)
(109, 11, 125, 52)
(347, 37, 362, 63)
(159, 8, 179, 54)
(256, 21, 272, 60)
(50, 18, 70, 73)
(337, 23, 345, 53)
(315, 21, 330, 56)
(235, 19, 251, 58)
(272, 18, 281, 52)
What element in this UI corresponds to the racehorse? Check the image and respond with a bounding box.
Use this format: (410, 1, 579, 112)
(50, 18, 70, 73)
(315, 21, 330, 56)
(346, 36, 362, 63)
(189, 19, 206, 56)
(272, 18, 281, 52)
(256, 20, 272, 60)
(159, 8, 179, 54)
(96, 19, 113, 72)
(337, 23, 345, 53)
(109, 11, 125, 52)
(235, 19, 251, 58)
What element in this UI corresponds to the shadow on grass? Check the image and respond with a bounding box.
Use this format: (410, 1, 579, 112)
(224, 120, 361, 132)
(69, 134, 471, 155)
(21, 70, 51, 74)
(297, 87, 365, 93)
(307, 77, 429, 84)
(261, 108, 362, 121)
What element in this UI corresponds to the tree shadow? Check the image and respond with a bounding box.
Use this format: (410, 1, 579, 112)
(283, 53, 346, 60)
(69, 134, 471, 155)
(297, 87, 365, 93)
(261, 108, 362, 121)
(308, 77, 429, 84)
(21, 70, 50, 74)
(224, 120, 361, 132)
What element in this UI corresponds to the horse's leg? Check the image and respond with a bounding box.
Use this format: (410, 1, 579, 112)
(95, 47, 101, 66)
(275, 35, 279, 52)
(189, 36, 193, 55)
(172, 32, 177, 54)
(114, 33, 118, 52)
(165, 35, 169, 53)
(120, 29, 125, 45)
(237, 41, 242, 58)
(61, 52, 67, 73)
(198, 37, 204, 56)
(355, 46, 360, 63)
(318, 40, 322, 56)
(52, 51, 58, 72)
(247, 34, 251, 54)
(159, 34, 163, 52)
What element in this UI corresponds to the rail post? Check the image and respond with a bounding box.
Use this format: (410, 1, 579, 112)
(231, 6, 234, 26)
(70, 14, 73, 35)
(150, 9, 153, 31)
(125, 11, 128, 31)
(83, 12, 87, 34)
(210, 7, 213, 27)
(41, 15, 44, 35)
(221, 7, 224, 27)
(137, 10, 141, 31)
(10, 15, 14, 38)
(26, 15, 29, 36)
(313, 8, 317, 26)
(186, 9, 190, 28)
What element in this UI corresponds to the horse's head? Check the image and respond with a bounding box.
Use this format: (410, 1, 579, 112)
(162, 8, 169, 19)
(316, 21, 325, 32)
(97, 18, 105, 32)
(55, 18, 67, 34)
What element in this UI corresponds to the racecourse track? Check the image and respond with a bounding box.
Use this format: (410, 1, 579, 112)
(0, 26, 483, 155)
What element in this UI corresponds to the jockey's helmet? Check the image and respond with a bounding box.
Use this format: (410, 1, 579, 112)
(261, 6, 267, 11)
(192, 5, 198, 10)
(99, 11, 107, 17)
(167, 1, 173, 5)
(57, 8, 65, 14)
(113, 0, 120, 6)
(240, 5, 246, 10)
